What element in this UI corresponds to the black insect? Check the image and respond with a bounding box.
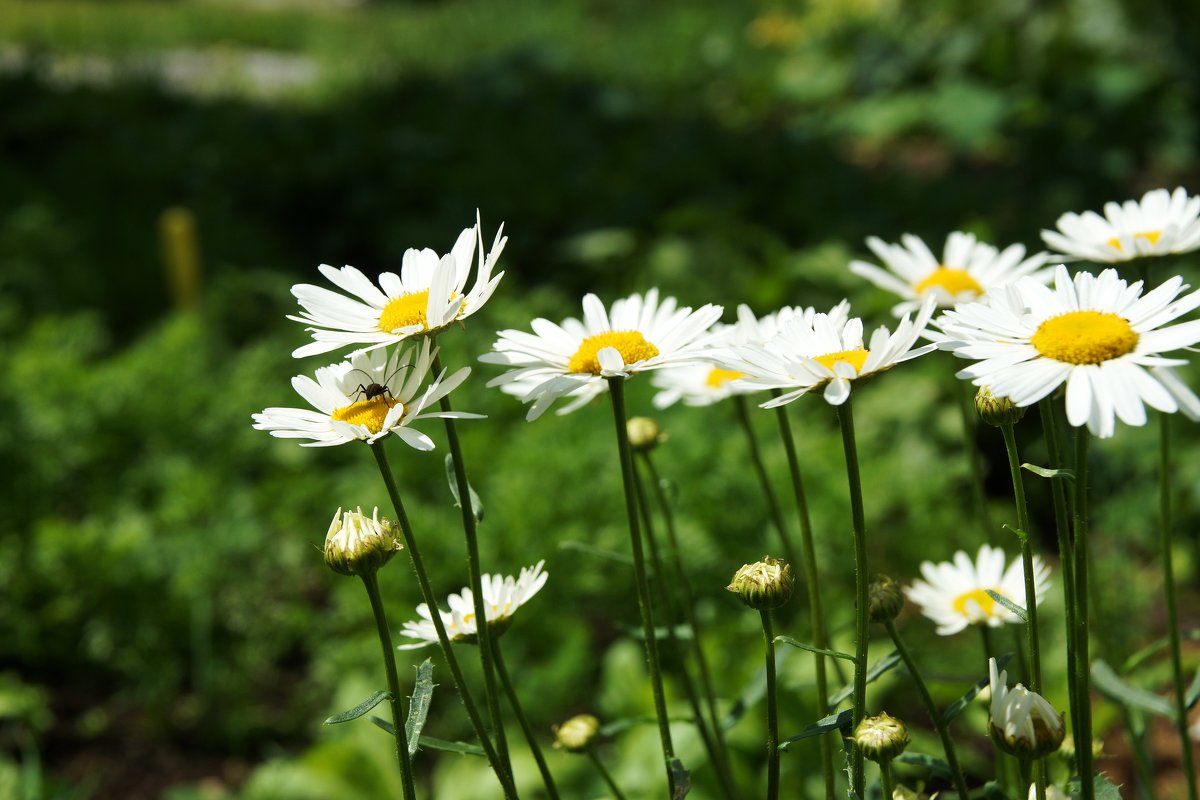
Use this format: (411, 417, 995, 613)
(349, 364, 412, 402)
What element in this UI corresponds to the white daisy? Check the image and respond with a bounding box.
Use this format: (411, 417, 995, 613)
(252, 338, 481, 448)
(288, 215, 507, 358)
(1041, 186, 1200, 263)
(989, 658, 1065, 757)
(937, 265, 1200, 438)
(651, 301, 851, 408)
(851, 232, 1052, 315)
(398, 560, 548, 648)
(717, 297, 937, 408)
(904, 545, 1050, 636)
(481, 289, 723, 420)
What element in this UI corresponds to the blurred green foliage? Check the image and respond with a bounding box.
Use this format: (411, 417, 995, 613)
(2, 0, 1199, 797)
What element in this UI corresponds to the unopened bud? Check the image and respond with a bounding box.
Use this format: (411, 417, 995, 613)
(627, 417, 666, 452)
(868, 574, 904, 623)
(323, 507, 402, 577)
(855, 712, 910, 762)
(553, 714, 600, 753)
(975, 386, 1026, 427)
(988, 658, 1064, 758)
(727, 556, 793, 610)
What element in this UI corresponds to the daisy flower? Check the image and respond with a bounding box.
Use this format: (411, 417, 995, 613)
(937, 265, 1200, 438)
(252, 338, 480, 448)
(718, 297, 937, 407)
(988, 657, 1065, 758)
(289, 215, 506, 358)
(481, 289, 723, 420)
(651, 301, 850, 408)
(850, 232, 1052, 316)
(398, 561, 548, 648)
(904, 545, 1050, 636)
(1041, 186, 1200, 263)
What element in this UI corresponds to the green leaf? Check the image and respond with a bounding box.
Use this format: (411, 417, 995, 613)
(1091, 660, 1174, 717)
(1120, 629, 1200, 673)
(1000, 523, 1029, 545)
(406, 659, 436, 757)
(721, 649, 789, 730)
(828, 651, 901, 706)
(982, 781, 1014, 800)
(444, 455, 484, 523)
(984, 589, 1027, 622)
(941, 653, 1013, 725)
(779, 708, 854, 750)
(893, 752, 952, 779)
(1187, 666, 1200, 710)
(670, 758, 691, 799)
(598, 716, 694, 737)
(370, 716, 486, 757)
(774, 636, 856, 662)
(1021, 463, 1075, 482)
(1066, 773, 1123, 800)
(323, 690, 390, 725)
(558, 540, 633, 566)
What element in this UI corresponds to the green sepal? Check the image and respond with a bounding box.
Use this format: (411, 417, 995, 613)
(323, 690, 390, 725)
(405, 658, 436, 757)
(828, 651, 901, 706)
(941, 653, 1013, 724)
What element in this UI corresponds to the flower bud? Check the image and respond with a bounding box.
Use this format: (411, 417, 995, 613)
(854, 712, 910, 763)
(323, 507, 402, 577)
(727, 556, 794, 610)
(627, 416, 666, 452)
(1029, 786, 1069, 800)
(868, 574, 904, 623)
(975, 386, 1026, 427)
(553, 714, 600, 753)
(988, 658, 1065, 758)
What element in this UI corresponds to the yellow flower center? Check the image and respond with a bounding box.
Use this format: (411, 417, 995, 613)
(1106, 230, 1162, 252)
(378, 290, 430, 333)
(952, 588, 1000, 619)
(913, 267, 984, 298)
(813, 348, 870, 372)
(705, 367, 746, 388)
(331, 396, 400, 434)
(1030, 311, 1139, 365)
(567, 331, 660, 375)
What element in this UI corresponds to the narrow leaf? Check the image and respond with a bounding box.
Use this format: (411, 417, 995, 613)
(1000, 523, 1029, 545)
(1187, 666, 1200, 710)
(721, 649, 789, 730)
(941, 653, 1013, 724)
(444, 455, 484, 523)
(1091, 660, 1174, 717)
(779, 708, 854, 750)
(985, 590, 1027, 622)
(1121, 629, 1200, 673)
(406, 659, 436, 757)
(324, 690, 390, 725)
(774, 636, 856, 662)
(416, 735, 486, 757)
(893, 752, 952, 779)
(669, 759, 691, 799)
(599, 716, 693, 737)
(558, 540, 633, 566)
(1021, 463, 1075, 482)
(828, 651, 901, 706)
(370, 715, 395, 735)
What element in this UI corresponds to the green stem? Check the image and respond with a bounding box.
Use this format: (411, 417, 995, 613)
(1073, 429, 1094, 800)
(370, 443, 519, 799)
(1158, 413, 1199, 800)
(884, 621, 971, 800)
(491, 639, 560, 800)
(587, 747, 629, 800)
(761, 609, 780, 800)
(835, 397, 869, 799)
(880, 758, 896, 800)
(772, 395, 836, 800)
(956, 377, 995, 543)
(734, 395, 798, 565)
(979, 625, 996, 663)
(360, 573, 418, 800)
(636, 455, 739, 800)
(999, 421, 1042, 693)
(432, 351, 511, 776)
(606, 377, 677, 796)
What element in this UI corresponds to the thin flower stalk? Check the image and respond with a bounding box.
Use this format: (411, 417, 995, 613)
(835, 397, 870, 798)
(733, 395, 797, 565)
(587, 748, 629, 800)
(879, 757, 896, 800)
(1158, 413, 1199, 800)
(490, 639, 560, 800)
(997, 421, 1043, 690)
(607, 376, 677, 795)
(1072, 431, 1094, 800)
(761, 608, 781, 800)
(882, 620, 971, 800)
(432, 351, 511, 775)
(633, 458, 738, 800)
(957, 378, 994, 542)
(370, 443, 519, 799)
(360, 573, 418, 800)
(771, 395, 836, 799)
